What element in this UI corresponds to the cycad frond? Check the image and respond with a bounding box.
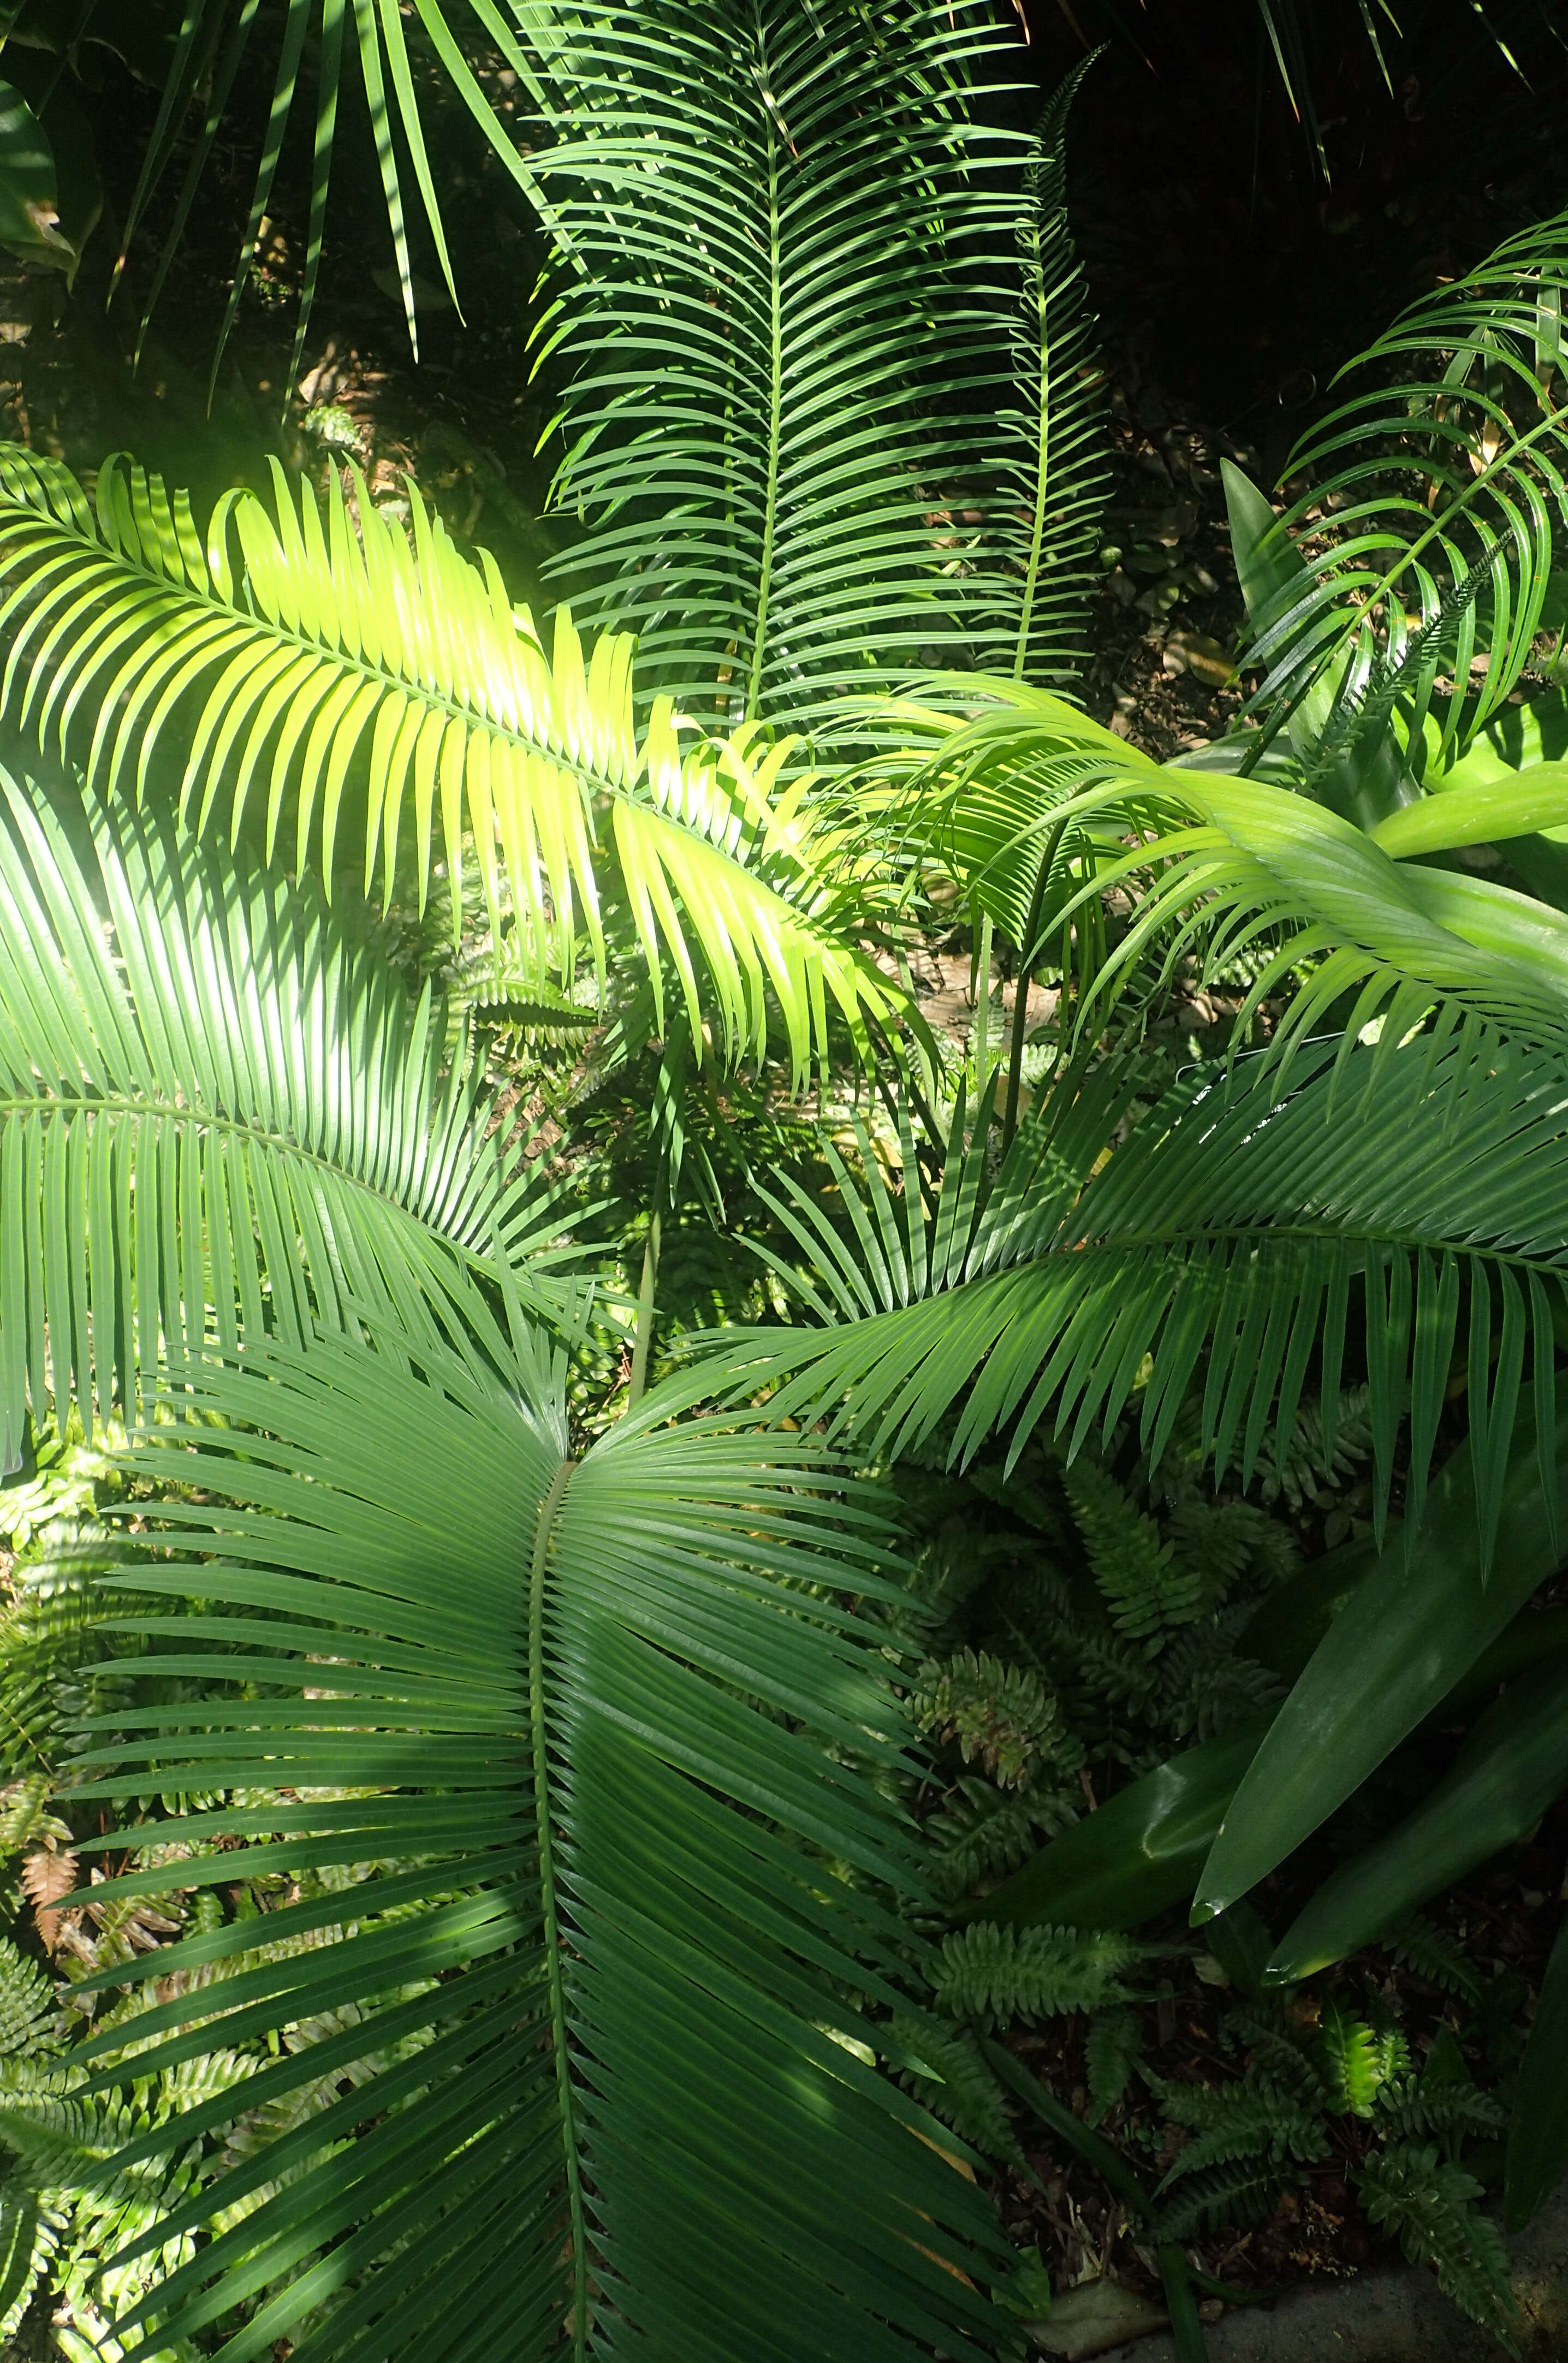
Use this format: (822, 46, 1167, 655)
(0, 760, 561, 1462)
(0, 447, 906, 1084)
(979, 61, 1108, 687)
(528, 0, 1028, 721)
(1254, 211, 1568, 780)
(728, 1020, 1568, 1571)
(51, 1336, 1003, 2361)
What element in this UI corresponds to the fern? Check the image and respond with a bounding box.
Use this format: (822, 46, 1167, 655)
(1254, 1386, 1375, 1512)
(934, 1923, 1145, 2032)
(924, 1776, 1082, 1901)
(1166, 1497, 1299, 1607)
(1156, 2077, 1328, 2183)
(1375, 2073, 1506, 2149)
(1063, 1458, 1202, 1644)
(1155, 1606, 1282, 1742)
(1389, 1915, 1486, 2006)
(1316, 1998, 1392, 2117)
(1358, 2143, 1522, 2347)
(911, 1650, 1082, 1789)
(884, 2011, 1023, 2165)
(1155, 2158, 1284, 2240)
(1084, 2008, 1145, 2127)
(0, 1946, 58, 2066)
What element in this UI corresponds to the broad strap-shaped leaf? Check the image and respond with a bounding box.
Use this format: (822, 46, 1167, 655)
(0, 757, 562, 1465)
(724, 1021, 1568, 1568)
(48, 1337, 1004, 2362)
(525, 0, 1032, 721)
(0, 444, 906, 1083)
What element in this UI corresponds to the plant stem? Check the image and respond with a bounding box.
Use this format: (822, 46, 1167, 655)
(628, 1208, 661, 1408)
(528, 1456, 586, 2358)
(972, 910, 994, 1105)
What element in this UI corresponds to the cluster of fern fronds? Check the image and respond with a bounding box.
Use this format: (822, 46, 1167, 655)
(893, 1393, 1529, 2345)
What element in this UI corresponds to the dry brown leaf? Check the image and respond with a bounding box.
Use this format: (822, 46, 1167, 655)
(21, 1843, 79, 1953)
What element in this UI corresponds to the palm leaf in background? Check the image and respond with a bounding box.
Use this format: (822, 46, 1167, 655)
(734, 1023, 1568, 1572)
(0, 755, 568, 1471)
(44, 1336, 1003, 2362)
(526, 0, 1043, 719)
(1233, 210, 1568, 815)
(0, 445, 908, 1083)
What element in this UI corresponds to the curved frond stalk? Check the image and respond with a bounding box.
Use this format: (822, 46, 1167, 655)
(526, 0, 1031, 723)
(0, 760, 563, 1466)
(975, 60, 1108, 687)
(1242, 209, 1568, 783)
(51, 1338, 1005, 2361)
(721, 1023, 1568, 1572)
(0, 446, 906, 1084)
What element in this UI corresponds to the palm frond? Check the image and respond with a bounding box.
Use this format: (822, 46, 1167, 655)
(1244, 209, 1568, 786)
(727, 1019, 1568, 1572)
(0, 446, 906, 1083)
(41, 1334, 1005, 2362)
(526, 0, 1032, 722)
(977, 60, 1108, 687)
(0, 757, 567, 1467)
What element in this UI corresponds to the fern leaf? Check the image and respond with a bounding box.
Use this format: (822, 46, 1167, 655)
(924, 1776, 1081, 1901)
(1390, 1915, 1486, 2006)
(0, 1943, 59, 2064)
(884, 2010, 1024, 2165)
(934, 1922, 1144, 2032)
(1155, 2157, 1284, 2241)
(1254, 1385, 1375, 1512)
(1317, 1998, 1388, 2117)
(1065, 1457, 1202, 1644)
(1084, 2008, 1144, 2127)
(1156, 2080, 1327, 2184)
(1358, 2142, 1522, 2346)
(911, 1649, 1082, 1789)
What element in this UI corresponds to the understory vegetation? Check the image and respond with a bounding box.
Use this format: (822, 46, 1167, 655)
(1, 3, 1568, 2360)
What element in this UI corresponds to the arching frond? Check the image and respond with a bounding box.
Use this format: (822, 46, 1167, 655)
(723, 1023, 1568, 1574)
(0, 446, 906, 1084)
(0, 758, 563, 1467)
(878, 685, 1568, 1064)
(527, 0, 1030, 721)
(1239, 209, 1568, 787)
(45, 1335, 1004, 2363)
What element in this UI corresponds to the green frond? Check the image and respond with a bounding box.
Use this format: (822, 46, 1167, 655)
(0, 2183, 61, 2345)
(933, 1923, 1144, 2032)
(1252, 210, 1568, 783)
(1316, 1999, 1391, 2117)
(0, 446, 906, 1085)
(1357, 2142, 1522, 2346)
(1155, 2079, 1326, 2184)
(1389, 1915, 1486, 2006)
(910, 1649, 1080, 1789)
(884, 2009, 1023, 2165)
(0, 1942, 58, 2064)
(1251, 1385, 1374, 1511)
(49, 1333, 1005, 2362)
(922, 1775, 1080, 1902)
(0, 759, 567, 1461)
(526, 0, 1031, 722)
(1083, 2007, 1144, 2126)
(1062, 1458, 1202, 1646)
(979, 60, 1108, 687)
(720, 1018, 1568, 1571)
(1375, 2073, 1506, 2148)
(1154, 2157, 1282, 2241)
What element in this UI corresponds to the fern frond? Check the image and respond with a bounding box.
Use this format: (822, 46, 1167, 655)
(885, 2009, 1023, 2165)
(1358, 2142, 1522, 2346)
(1156, 2079, 1327, 2184)
(1156, 1607, 1283, 1744)
(1391, 1916, 1486, 2006)
(1084, 2008, 1144, 2127)
(1376, 2074, 1506, 2148)
(1155, 2157, 1284, 2241)
(1062, 1458, 1202, 1644)
(1166, 1498, 1300, 1609)
(1253, 1386, 1375, 1512)
(0, 1943, 57, 2064)
(934, 1922, 1144, 2031)
(911, 1649, 1081, 1789)
(923, 1775, 1081, 1901)
(1317, 1999, 1391, 2118)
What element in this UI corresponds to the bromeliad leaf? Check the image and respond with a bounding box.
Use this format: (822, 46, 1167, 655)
(0, 445, 906, 1083)
(52, 1337, 1005, 2362)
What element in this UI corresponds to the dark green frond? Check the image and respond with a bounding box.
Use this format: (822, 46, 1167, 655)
(52, 1336, 1004, 2361)
(933, 1922, 1144, 2030)
(1357, 2144, 1522, 2347)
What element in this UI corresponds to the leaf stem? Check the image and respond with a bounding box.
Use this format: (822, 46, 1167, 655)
(528, 1454, 586, 2356)
(628, 1209, 661, 1408)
